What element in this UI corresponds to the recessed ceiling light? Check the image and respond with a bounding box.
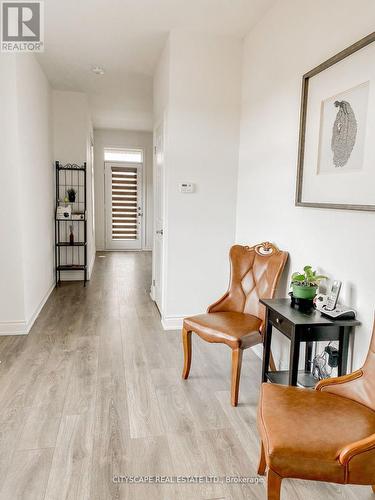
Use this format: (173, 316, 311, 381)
(91, 65, 105, 75)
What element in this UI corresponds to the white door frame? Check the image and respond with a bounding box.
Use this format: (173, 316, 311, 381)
(152, 115, 167, 312)
(104, 161, 143, 251)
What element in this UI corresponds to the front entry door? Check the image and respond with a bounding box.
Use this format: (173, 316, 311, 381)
(105, 162, 143, 250)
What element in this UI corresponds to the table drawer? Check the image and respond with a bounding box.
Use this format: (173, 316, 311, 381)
(268, 309, 293, 338)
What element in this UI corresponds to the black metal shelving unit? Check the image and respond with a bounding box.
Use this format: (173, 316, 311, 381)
(55, 161, 87, 286)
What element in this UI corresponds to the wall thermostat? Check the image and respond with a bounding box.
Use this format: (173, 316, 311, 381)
(179, 182, 195, 193)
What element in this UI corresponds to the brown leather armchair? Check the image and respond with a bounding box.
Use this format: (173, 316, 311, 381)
(182, 242, 288, 406)
(257, 319, 375, 500)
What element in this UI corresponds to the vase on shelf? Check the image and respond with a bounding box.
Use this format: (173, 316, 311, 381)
(69, 225, 74, 245)
(67, 188, 76, 203)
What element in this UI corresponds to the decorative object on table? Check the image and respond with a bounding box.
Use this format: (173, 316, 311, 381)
(55, 161, 87, 287)
(318, 303, 357, 320)
(296, 31, 375, 211)
(315, 281, 357, 319)
(67, 188, 77, 203)
(290, 265, 326, 310)
(69, 225, 74, 245)
(56, 204, 72, 219)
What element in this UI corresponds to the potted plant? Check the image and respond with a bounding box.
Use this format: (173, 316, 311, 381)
(67, 188, 76, 203)
(291, 266, 327, 301)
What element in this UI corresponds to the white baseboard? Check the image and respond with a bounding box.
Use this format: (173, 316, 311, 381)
(25, 282, 55, 333)
(1, 254, 95, 336)
(150, 285, 155, 301)
(0, 281, 55, 336)
(0, 321, 28, 336)
(161, 316, 184, 331)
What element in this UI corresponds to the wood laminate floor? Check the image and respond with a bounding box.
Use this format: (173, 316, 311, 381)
(0, 252, 372, 500)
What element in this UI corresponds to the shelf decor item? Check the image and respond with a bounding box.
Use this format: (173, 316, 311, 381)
(296, 31, 375, 211)
(290, 266, 327, 307)
(69, 225, 74, 245)
(67, 188, 77, 203)
(55, 161, 87, 286)
(56, 205, 71, 219)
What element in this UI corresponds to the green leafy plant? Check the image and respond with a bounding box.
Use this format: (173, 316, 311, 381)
(291, 266, 327, 288)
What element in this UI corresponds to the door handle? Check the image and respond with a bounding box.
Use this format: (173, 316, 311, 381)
(156, 229, 164, 235)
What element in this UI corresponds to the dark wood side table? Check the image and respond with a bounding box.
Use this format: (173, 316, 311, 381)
(260, 298, 360, 388)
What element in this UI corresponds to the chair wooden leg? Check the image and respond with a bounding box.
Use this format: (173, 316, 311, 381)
(267, 469, 282, 500)
(372, 485, 375, 493)
(182, 328, 192, 379)
(231, 348, 243, 406)
(257, 441, 266, 476)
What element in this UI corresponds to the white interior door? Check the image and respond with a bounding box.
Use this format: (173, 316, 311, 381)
(105, 162, 143, 250)
(153, 123, 164, 309)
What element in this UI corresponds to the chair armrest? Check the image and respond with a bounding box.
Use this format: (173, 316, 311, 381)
(315, 370, 363, 391)
(207, 292, 230, 313)
(339, 433, 375, 465)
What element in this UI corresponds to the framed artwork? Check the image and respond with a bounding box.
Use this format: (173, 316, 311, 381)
(296, 32, 375, 211)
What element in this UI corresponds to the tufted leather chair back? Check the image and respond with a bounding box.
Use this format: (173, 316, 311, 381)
(319, 320, 375, 411)
(347, 324, 375, 410)
(209, 243, 288, 325)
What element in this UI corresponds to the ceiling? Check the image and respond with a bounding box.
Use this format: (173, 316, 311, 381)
(38, 0, 275, 131)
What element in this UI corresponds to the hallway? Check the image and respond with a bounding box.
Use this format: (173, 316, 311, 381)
(0, 253, 370, 500)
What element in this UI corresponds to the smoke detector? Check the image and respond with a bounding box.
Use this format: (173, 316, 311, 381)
(91, 66, 105, 75)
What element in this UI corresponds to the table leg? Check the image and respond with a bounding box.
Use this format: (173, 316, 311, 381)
(262, 312, 273, 383)
(289, 328, 299, 386)
(305, 341, 313, 373)
(338, 326, 350, 376)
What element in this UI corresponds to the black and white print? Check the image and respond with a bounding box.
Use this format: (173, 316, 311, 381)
(318, 82, 369, 174)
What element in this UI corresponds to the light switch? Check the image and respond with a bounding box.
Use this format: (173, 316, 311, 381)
(179, 182, 195, 193)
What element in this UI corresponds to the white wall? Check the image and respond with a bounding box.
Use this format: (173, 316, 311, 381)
(154, 30, 242, 327)
(153, 38, 170, 125)
(0, 54, 54, 334)
(53, 91, 90, 163)
(93, 129, 153, 251)
(236, 0, 375, 369)
(89, 74, 153, 131)
(52, 91, 96, 279)
(17, 56, 54, 322)
(0, 55, 26, 330)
